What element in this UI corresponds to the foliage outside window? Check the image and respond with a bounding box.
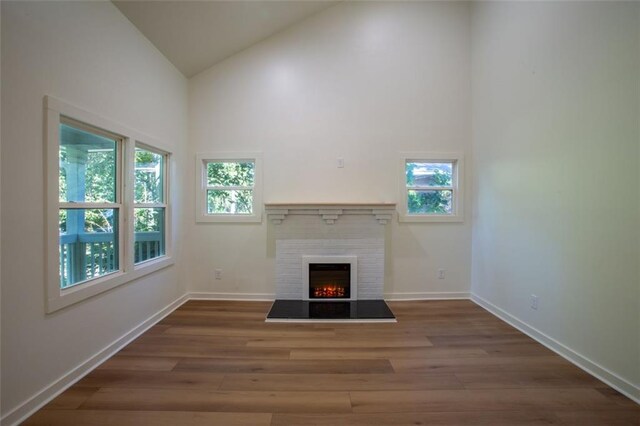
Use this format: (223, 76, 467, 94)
(46, 96, 173, 313)
(58, 119, 121, 288)
(399, 153, 464, 222)
(196, 153, 262, 222)
(134, 146, 167, 264)
(207, 161, 254, 214)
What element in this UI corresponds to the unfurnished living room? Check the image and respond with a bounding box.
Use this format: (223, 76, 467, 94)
(1, 1, 639, 425)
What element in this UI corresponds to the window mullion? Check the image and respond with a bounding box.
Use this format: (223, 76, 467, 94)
(123, 137, 135, 273)
(60, 202, 121, 209)
(407, 186, 454, 191)
(207, 185, 253, 191)
(134, 203, 166, 208)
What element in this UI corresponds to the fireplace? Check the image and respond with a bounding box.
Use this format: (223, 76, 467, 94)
(303, 256, 357, 301)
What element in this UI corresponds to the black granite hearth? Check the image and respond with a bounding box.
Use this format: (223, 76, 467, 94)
(266, 300, 395, 321)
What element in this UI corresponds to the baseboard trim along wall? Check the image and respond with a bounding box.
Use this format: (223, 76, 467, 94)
(190, 292, 473, 302)
(1, 294, 190, 426)
(471, 293, 640, 405)
(384, 291, 471, 301)
(189, 292, 276, 301)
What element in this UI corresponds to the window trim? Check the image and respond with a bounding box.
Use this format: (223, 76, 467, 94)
(133, 142, 170, 267)
(398, 152, 464, 223)
(58, 116, 124, 288)
(195, 152, 263, 223)
(45, 96, 173, 313)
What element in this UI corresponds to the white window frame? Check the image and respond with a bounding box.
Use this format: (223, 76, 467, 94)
(45, 96, 173, 313)
(195, 152, 263, 223)
(398, 152, 464, 223)
(133, 142, 170, 266)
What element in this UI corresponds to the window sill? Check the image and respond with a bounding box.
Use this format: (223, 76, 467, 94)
(398, 213, 464, 223)
(196, 213, 262, 223)
(46, 256, 174, 313)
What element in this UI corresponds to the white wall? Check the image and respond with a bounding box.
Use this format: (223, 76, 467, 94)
(1, 1, 188, 420)
(471, 1, 640, 398)
(188, 1, 472, 299)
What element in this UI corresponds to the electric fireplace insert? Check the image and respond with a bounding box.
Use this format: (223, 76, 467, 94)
(308, 263, 351, 300)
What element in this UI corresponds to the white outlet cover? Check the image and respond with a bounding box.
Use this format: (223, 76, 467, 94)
(531, 295, 539, 310)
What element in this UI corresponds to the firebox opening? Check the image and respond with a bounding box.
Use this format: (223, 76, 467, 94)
(309, 263, 350, 300)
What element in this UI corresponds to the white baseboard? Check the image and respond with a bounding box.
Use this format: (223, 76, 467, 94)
(190, 292, 471, 302)
(384, 291, 470, 301)
(1, 294, 189, 426)
(189, 292, 275, 301)
(471, 293, 640, 405)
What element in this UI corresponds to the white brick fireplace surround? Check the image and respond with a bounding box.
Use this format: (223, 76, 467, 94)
(266, 204, 395, 300)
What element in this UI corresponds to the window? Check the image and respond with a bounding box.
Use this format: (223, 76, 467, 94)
(134, 145, 167, 264)
(399, 153, 464, 222)
(45, 96, 173, 312)
(58, 119, 122, 288)
(196, 153, 262, 222)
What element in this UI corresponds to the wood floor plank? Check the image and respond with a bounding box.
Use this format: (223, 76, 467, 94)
(271, 411, 564, 426)
(290, 346, 488, 360)
(336, 326, 520, 337)
(349, 388, 625, 414)
(428, 334, 535, 346)
(164, 325, 337, 338)
(75, 370, 225, 391)
(247, 335, 433, 348)
(95, 355, 180, 372)
(23, 410, 272, 426)
(455, 370, 602, 389)
(594, 387, 640, 408)
(390, 355, 580, 374)
(81, 388, 353, 413)
(219, 373, 463, 391)
(553, 410, 640, 425)
(174, 358, 395, 374)
(42, 387, 100, 410)
(480, 342, 555, 357)
(130, 333, 250, 347)
(119, 345, 290, 359)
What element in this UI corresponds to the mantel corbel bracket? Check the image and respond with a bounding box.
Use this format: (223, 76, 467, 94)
(265, 204, 396, 226)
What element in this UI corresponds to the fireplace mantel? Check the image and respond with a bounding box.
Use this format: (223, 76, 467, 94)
(265, 203, 395, 225)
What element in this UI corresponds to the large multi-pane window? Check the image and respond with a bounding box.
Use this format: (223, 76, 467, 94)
(46, 96, 173, 312)
(399, 153, 464, 222)
(196, 153, 262, 222)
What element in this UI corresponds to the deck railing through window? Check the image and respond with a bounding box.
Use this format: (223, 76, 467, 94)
(59, 231, 162, 288)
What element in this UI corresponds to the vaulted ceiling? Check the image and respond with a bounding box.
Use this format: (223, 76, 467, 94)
(113, 1, 339, 78)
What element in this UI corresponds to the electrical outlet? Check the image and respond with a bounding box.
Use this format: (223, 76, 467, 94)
(214, 269, 222, 280)
(337, 158, 344, 168)
(438, 269, 445, 279)
(531, 294, 539, 310)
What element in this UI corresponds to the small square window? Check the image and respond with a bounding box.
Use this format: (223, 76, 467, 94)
(196, 153, 262, 222)
(399, 153, 464, 222)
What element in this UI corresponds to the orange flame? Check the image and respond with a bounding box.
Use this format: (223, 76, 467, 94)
(313, 285, 346, 298)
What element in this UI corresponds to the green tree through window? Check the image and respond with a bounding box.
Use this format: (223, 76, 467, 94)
(406, 161, 454, 215)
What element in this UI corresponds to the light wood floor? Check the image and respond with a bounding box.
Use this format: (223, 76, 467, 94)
(24, 300, 639, 425)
